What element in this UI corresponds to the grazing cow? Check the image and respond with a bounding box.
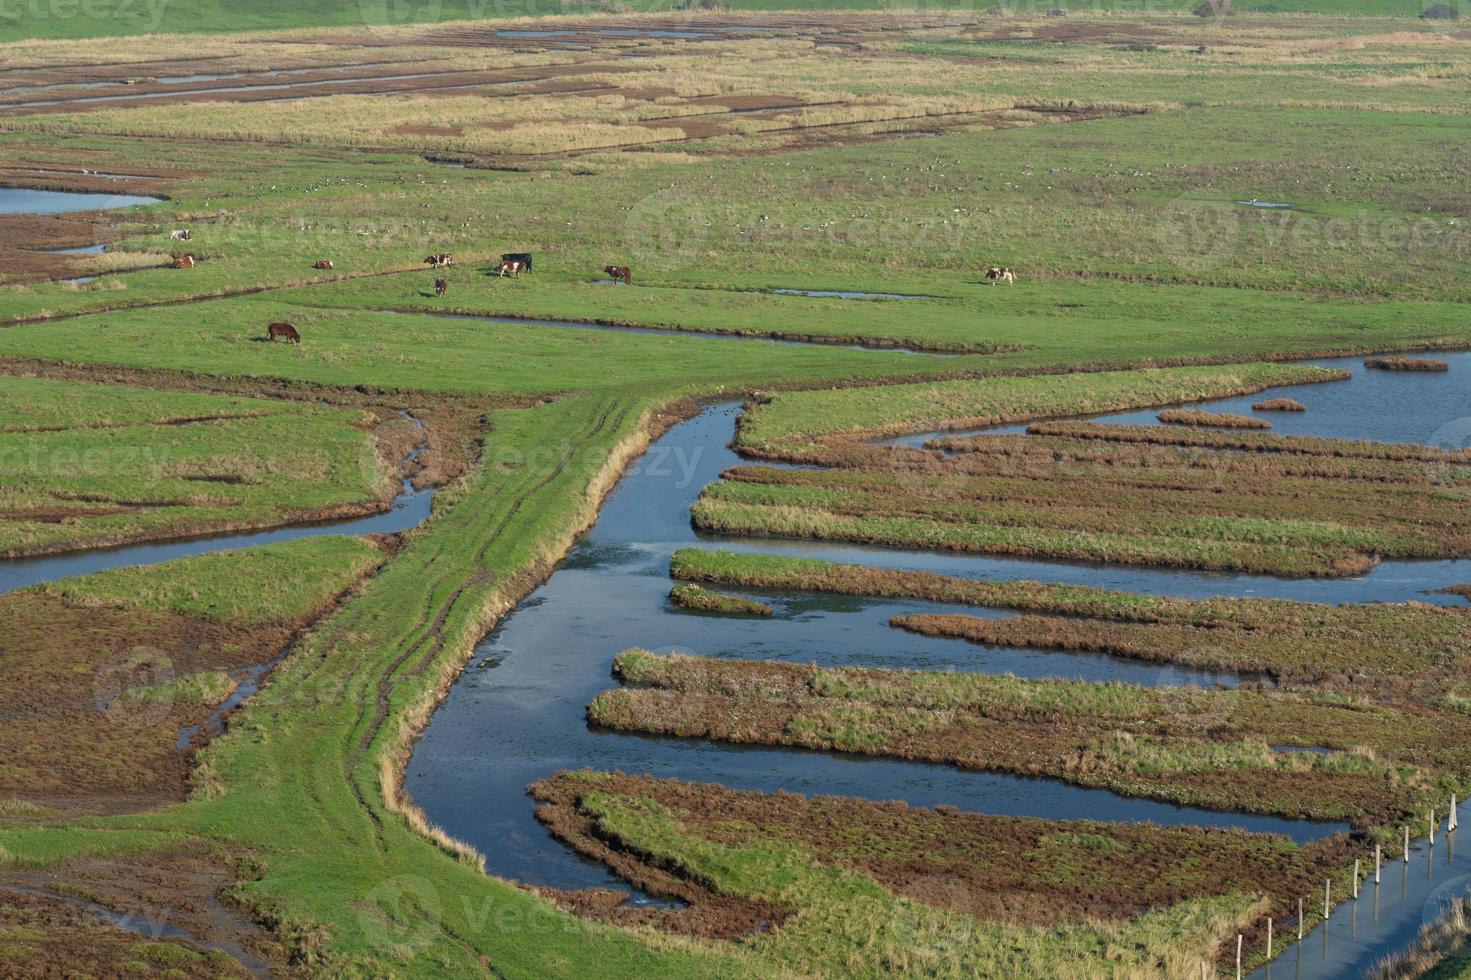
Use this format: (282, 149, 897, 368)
(425, 253, 454, 269)
(267, 322, 301, 344)
(603, 265, 631, 285)
(314, 259, 334, 271)
(497, 259, 523, 278)
(501, 252, 533, 273)
(985, 266, 1015, 285)
(173, 254, 195, 270)
(169, 229, 191, 242)
(435, 277, 448, 296)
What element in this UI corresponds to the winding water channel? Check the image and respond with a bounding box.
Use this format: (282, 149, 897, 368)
(3, 324, 1467, 971)
(403, 352, 1471, 973)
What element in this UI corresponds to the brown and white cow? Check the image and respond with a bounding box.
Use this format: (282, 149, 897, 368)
(603, 264, 631, 285)
(314, 259, 334, 270)
(497, 259, 523, 278)
(435, 277, 448, 296)
(425, 253, 454, 269)
(173, 254, 195, 269)
(985, 266, 1015, 285)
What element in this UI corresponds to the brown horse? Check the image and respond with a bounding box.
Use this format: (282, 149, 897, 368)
(173, 254, 195, 269)
(435, 277, 448, 296)
(497, 259, 523, 278)
(314, 259, 334, 270)
(603, 264, 631, 284)
(267, 322, 301, 344)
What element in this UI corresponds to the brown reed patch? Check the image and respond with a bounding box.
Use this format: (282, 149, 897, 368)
(1158, 409, 1271, 429)
(1364, 356, 1450, 372)
(532, 770, 1356, 934)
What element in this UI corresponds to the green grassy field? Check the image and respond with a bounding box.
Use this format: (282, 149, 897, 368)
(38, 535, 384, 622)
(0, 376, 396, 555)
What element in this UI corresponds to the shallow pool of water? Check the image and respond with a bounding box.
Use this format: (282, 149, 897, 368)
(0, 186, 160, 215)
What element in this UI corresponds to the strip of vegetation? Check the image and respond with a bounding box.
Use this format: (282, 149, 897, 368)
(710, 457, 1470, 559)
(534, 770, 1356, 976)
(591, 649, 1471, 827)
(1157, 409, 1270, 429)
(695, 458, 1464, 576)
(673, 547, 1466, 680)
(1365, 356, 1449, 372)
(1020, 421, 1471, 464)
(668, 584, 772, 617)
(531, 769, 1276, 980)
(692, 491, 1377, 577)
(1252, 398, 1306, 412)
(735, 363, 1345, 455)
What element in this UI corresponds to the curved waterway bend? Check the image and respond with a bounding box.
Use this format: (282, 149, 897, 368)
(405, 401, 1354, 903)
